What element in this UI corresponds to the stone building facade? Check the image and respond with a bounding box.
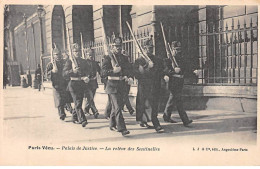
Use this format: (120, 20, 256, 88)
(6, 5, 258, 111)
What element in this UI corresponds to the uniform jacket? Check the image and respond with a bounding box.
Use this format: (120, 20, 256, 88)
(101, 53, 133, 94)
(46, 59, 67, 90)
(63, 57, 91, 92)
(134, 54, 164, 97)
(163, 52, 185, 93)
(85, 59, 101, 90)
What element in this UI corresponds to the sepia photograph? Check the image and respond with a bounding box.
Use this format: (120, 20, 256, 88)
(0, 0, 259, 166)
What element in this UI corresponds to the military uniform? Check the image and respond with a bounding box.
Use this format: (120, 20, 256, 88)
(101, 37, 133, 136)
(62, 51, 74, 114)
(63, 43, 89, 127)
(46, 48, 68, 120)
(134, 39, 164, 132)
(163, 41, 192, 126)
(122, 83, 135, 115)
(83, 48, 101, 118)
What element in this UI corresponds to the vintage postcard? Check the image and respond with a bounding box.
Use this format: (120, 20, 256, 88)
(0, 0, 259, 166)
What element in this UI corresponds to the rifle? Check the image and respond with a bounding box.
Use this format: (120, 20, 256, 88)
(66, 27, 79, 69)
(100, 14, 119, 67)
(80, 32, 85, 59)
(126, 21, 151, 63)
(168, 42, 179, 67)
(160, 22, 177, 68)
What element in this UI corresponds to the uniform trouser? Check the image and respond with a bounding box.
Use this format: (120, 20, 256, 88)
(84, 88, 98, 113)
(69, 89, 87, 123)
(109, 92, 127, 132)
(105, 95, 112, 118)
(58, 106, 66, 117)
(123, 85, 134, 112)
(136, 84, 161, 128)
(164, 92, 190, 124)
(53, 88, 66, 118)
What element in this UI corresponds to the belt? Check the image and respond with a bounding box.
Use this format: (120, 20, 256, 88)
(70, 76, 88, 81)
(172, 74, 184, 78)
(107, 76, 126, 81)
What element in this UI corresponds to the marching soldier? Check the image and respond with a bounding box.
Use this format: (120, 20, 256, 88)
(134, 39, 164, 133)
(122, 53, 135, 115)
(62, 50, 75, 114)
(46, 47, 68, 120)
(83, 48, 100, 118)
(163, 41, 193, 126)
(63, 43, 89, 127)
(101, 37, 134, 136)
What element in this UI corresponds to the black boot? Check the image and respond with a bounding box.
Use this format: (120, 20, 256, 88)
(163, 113, 177, 123)
(58, 106, 66, 121)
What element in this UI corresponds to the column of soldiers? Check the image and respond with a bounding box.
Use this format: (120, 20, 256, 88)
(46, 37, 193, 137)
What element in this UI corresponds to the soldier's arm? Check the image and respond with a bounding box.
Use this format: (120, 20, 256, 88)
(134, 58, 149, 79)
(63, 59, 74, 78)
(163, 58, 174, 76)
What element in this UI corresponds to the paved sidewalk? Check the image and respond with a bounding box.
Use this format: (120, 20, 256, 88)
(2, 86, 257, 145)
(1, 86, 258, 165)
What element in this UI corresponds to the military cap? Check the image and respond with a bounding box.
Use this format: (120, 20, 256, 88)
(72, 43, 80, 52)
(171, 41, 181, 49)
(113, 37, 123, 46)
(53, 47, 60, 55)
(144, 39, 153, 47)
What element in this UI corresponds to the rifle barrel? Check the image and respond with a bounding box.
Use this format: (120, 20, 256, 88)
(168, 42, 179, 67)
(66, 27, 79, 68)
(101, 15, 119, 66)
(126, 21, 151, 62)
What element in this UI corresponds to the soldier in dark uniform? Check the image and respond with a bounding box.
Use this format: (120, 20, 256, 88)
(83, 48, 100, 118)
(122, 52, 135, 115)
(134, 39, 164, 133)
(46, 47, 67, 120)
(35, 64, 42, 91)
(101, 37, 133, 136)
(62, 50, 74, 115)
(163, 41, 193, 126)
(63, 43, 89, 127)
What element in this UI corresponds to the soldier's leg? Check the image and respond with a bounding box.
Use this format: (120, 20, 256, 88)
(70, 90, 87, 127)
(105, 95, 112, 119)
(84, 88, 98, 118)
(83, 90, 91, 115)
(176, 94, 192, 126)
(109, 93, 128, 133)
(90, 89, 99, 117)
(164, 92, 175, 117)
(150, 97, 163, 132)
(163, 92, 177, 123)
(125, 96, 134, 115)
(69, 91, 79, 122)
(108, 94, 116, 129)
(58, 106, 66, 120)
